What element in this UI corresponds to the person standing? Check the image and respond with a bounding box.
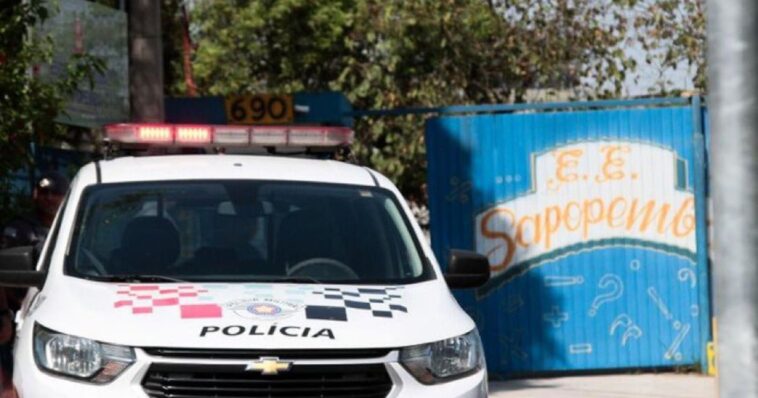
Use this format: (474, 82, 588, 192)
(1, 171, 69, 250)
(0, 171, 69, 395)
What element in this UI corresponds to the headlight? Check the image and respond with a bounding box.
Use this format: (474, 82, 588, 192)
(33, 323, 135, 383)
(400, 329, 485, 384)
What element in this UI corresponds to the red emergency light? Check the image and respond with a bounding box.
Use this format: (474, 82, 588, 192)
(104, 123, 354, 149)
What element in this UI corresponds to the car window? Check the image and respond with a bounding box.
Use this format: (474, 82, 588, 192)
(66, 180, 432, 284)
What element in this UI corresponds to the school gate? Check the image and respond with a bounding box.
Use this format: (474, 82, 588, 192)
(425, 98, 711, 377)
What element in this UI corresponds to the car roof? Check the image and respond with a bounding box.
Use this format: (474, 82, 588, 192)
(87, 155, 379, 187)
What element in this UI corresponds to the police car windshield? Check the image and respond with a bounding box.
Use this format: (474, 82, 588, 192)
(67, 180, 432, 284)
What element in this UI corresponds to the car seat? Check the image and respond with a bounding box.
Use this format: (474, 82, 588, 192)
(110, 216, 181, 275)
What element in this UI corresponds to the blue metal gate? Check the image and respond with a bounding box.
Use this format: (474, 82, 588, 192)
(426, 98, 711, 377)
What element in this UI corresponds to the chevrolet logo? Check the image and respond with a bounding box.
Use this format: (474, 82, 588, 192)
(245, 357, 292, 375)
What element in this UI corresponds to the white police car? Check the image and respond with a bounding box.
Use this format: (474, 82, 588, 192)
(0, 124, 490, 397)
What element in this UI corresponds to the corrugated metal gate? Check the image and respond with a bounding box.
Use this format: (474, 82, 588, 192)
(426, 98, 711, 377)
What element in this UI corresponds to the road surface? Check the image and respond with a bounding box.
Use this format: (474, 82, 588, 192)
(489, 374, 716, 398)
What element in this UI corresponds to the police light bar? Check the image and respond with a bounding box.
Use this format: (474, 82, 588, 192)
(104, 124, 354, 148)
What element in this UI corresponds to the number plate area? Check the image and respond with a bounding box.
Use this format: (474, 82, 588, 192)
(224, 94, 294, 125)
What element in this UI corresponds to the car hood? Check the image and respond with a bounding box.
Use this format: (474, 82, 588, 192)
(28, 277, 474, 349)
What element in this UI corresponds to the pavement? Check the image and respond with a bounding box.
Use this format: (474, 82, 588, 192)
(488, 374, 717, 398)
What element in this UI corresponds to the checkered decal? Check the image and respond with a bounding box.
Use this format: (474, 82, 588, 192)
(305, 287, 406, 322)
(113, 284, 222, 319)
(112, 284, 406, 322)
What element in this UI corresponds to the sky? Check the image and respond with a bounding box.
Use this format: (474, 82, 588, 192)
(623, 40, 697, 97)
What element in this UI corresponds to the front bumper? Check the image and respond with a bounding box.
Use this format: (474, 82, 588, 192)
(14, 348, 487, 398)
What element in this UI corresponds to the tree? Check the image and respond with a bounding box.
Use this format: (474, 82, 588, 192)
(181, 0, 701, 199)
(630, 0, 706, 93)
(0, 0, 103, 222)
(162, 0, 194, 96)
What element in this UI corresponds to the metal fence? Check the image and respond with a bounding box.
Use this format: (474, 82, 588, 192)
(425, 97, 711, 377)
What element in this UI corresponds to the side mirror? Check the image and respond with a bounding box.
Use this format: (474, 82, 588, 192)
(444, 249, 490, 289)
(0, 246, 46, 288)
(0, 246, 36, 271)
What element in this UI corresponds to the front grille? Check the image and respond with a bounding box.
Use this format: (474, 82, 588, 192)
(142, 363, 393, 398)
(142, 347, 393, 361)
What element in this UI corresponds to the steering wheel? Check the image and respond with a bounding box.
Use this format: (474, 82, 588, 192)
(287, 258, 359, 280)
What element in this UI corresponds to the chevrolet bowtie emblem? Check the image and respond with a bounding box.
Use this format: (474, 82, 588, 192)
(245, 357, 292, 375)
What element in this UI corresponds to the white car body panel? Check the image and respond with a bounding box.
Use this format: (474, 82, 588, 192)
(26, 279, 472, 349)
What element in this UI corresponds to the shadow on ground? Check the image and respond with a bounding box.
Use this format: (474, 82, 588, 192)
(488, 379, 558, 393)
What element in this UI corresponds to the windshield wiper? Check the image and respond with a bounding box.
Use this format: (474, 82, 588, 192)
(95, 274, 190, 283)
(259, 276, 323, 284)
(94, 274, 324, 284)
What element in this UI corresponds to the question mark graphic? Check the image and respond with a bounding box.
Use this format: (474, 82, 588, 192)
(678, 268, 697, 288)
(588, 274, 624, 317)
(610, 314, 633, 333)
(610, 314, 643, 346)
